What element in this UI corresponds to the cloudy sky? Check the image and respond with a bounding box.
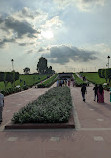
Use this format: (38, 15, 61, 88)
(0, 0, 111, 73)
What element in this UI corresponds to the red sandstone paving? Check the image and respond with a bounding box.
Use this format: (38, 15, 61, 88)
(0, 130, 111, 158)
(71, 85, 111, 128)
(0, 83, 111, 158)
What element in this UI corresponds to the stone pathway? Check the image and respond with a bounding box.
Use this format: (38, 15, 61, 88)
(0, 83, 111, 158)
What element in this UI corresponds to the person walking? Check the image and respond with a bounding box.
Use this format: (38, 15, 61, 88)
(57, 80, 59, 87)
(93, 84, 98, 102)
(68, 79, 70, 87)
(59, 80, 62, 87)
(81, 83, 87, 102)
(0, 90, 4, 123)
(72, 79, 75, 87)
(65, 80, 67, 86)
(97, 84, 104, 103)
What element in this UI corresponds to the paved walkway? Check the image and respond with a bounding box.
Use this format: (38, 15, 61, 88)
(0, 83, 111, 158)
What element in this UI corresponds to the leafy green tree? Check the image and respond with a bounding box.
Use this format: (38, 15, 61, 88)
(23, 67, 30, 74)
(37, 57, 55, 74)
(37, 57, 48, 74)
(46, 66, 55, 74)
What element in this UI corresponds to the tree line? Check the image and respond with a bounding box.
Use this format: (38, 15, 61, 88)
(0, 71, 19, 90)
(24, 57, 55, 74)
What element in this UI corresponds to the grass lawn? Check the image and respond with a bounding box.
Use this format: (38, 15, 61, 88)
(0, 74, 49, 90)
(80, 72, 106, 84)
(73, 73, 86, 86)
(73, 73, 85, 84)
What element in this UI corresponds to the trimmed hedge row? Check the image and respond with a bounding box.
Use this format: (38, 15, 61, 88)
(1, 85, 28, 96)
(37, 74, 58, 88)
(12, 86, 72, 124)
(98, 68, 111, 79)
(0, 71, 19, 82)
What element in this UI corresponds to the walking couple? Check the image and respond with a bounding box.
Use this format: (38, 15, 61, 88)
(93, 84, 104, 103)
(81, 83, 104, 103)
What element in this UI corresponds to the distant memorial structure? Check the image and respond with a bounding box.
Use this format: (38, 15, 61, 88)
(58, 73, 73, 80)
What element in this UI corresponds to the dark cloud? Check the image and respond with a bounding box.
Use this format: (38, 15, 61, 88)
(0, 38, 15, 48)
(0, 17, 3, 24)
(4, 17, 37, 38)
(43, 45, 98, 65)
(18, 42, 34, 46)
(38, 47, 45, 52)
(18, 43, 27, 46)
(0, 16, 38, 47)
(26, 50, 33, 54)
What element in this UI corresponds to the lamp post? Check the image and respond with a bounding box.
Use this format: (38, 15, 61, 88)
(11, 59, 15, 88)
(107, 56, 110, 68)
(11, 59, 14, 71)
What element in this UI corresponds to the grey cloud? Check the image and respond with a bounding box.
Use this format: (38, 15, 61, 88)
(0, 17, 3, 24)
(38, 47, 45, 52)
(0, 38, 15, 48)
(27, 34, 36, 38)
(18, 42, 34, 46)
(43, 45, 98, 65)
(83, 0, 93, 2)
(19, 43, 27, 46)
(22, 7, 34, 19)
(21, 7, 40, 19)
(26, 50, 33, 54)
(4, 17, 37, 38)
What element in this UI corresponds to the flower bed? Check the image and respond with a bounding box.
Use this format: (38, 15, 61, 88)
(12, 86, 72, 124)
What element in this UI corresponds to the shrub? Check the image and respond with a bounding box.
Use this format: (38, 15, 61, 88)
(22, 85, 28, 90)
(37, 74, 58, 88)
(12, 87, 72, 124)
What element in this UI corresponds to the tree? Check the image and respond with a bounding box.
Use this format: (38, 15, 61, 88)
(23, 67, 30, 74)
(37, 57, 48, 74)
(46, 66, 55, 74)
(37, 57, 55, 74)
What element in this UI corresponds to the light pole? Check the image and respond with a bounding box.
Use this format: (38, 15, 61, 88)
(11, 59, 14, 71)
(107, 56, 110, 68)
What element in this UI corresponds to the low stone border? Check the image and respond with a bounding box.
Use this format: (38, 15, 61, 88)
(5, 112, 75, 130)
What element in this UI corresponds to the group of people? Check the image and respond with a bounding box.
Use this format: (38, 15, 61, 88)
(57, 79, 75, 87)
(81, 83, 104, 103)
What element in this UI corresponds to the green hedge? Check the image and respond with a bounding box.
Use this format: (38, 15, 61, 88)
(0, 71, 19, 82)
(37, 74, 58, 88)
(12, 86, 72, 124)
(98, 68, 111, 79)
